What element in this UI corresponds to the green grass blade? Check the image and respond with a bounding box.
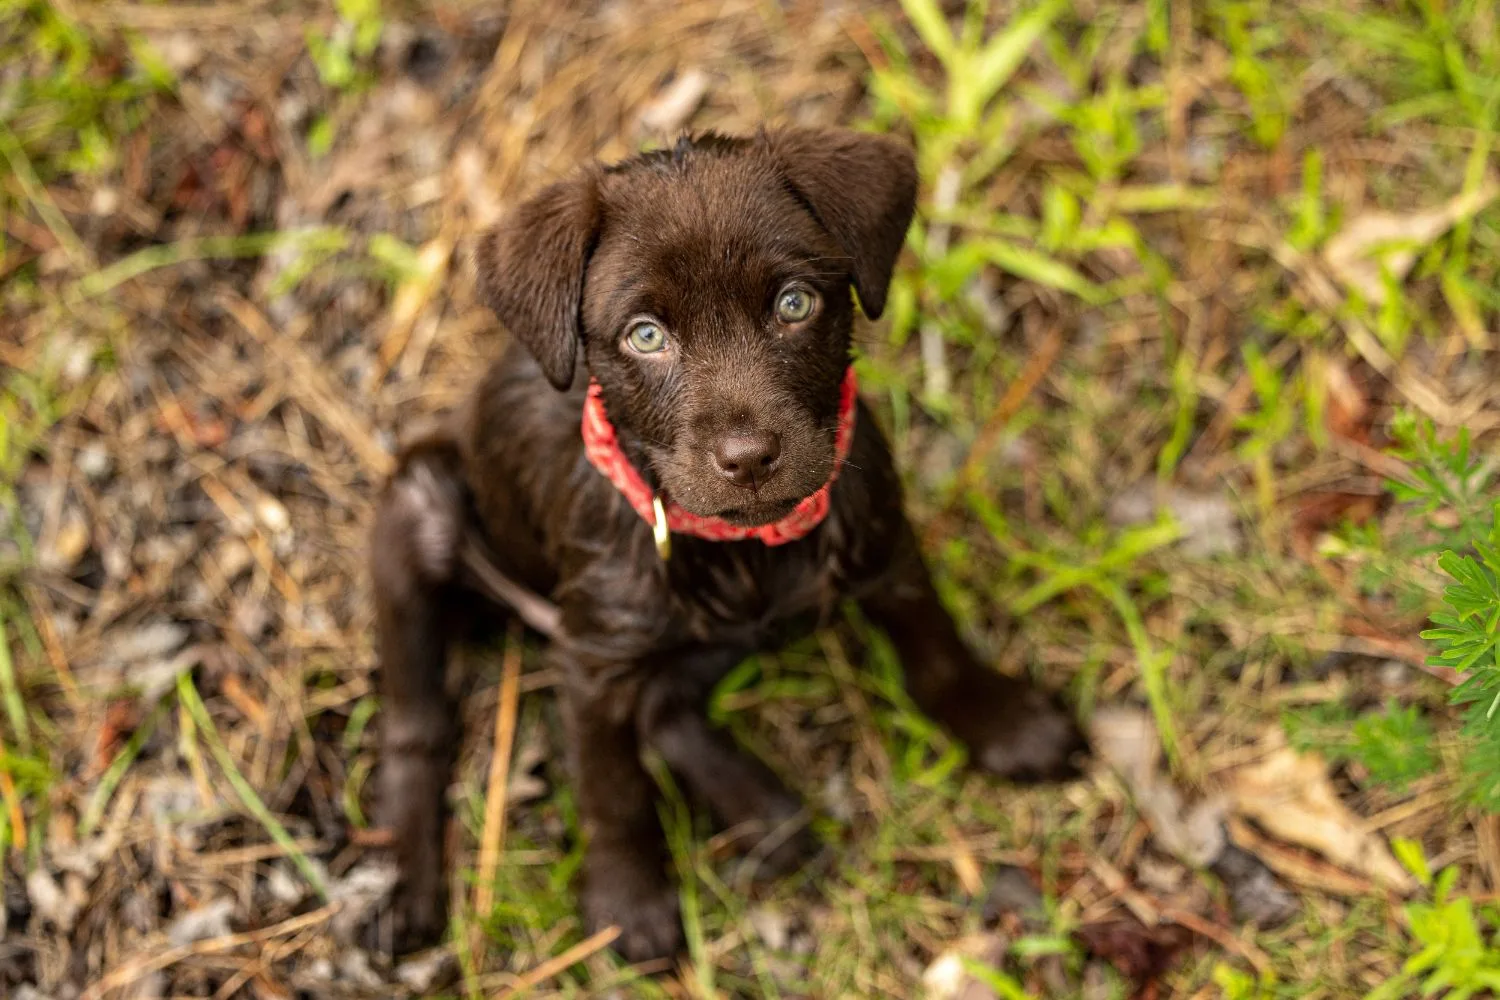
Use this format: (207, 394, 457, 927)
(1095, 579, 1179, 765)
(898, 0, 955, 64)
(176, 672, 329, 900)
(79, 699, 166, 836)
(971, 238, 1111, 304)
(0, 612, 30, 753)
(74, 230, 340, 299)
(969, 0, 1067, 112)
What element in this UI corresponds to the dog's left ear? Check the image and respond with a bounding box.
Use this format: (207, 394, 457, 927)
(473, 173, 601, 391)
(768, 128, 918, 319)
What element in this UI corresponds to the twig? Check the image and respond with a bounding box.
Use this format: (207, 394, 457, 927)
(473, 622, 525, 961)
(81, 904, 340, 1000)
(958, 321, 1065, 491)
(1158, 905, 1273, 977)
(939, 818, 984, 898)
(492, 925, 623, 999)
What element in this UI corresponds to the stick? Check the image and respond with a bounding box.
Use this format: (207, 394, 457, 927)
(82, 904, 340, 1000)
(493, 926, 623, 999)
(473, 622, 525, 957)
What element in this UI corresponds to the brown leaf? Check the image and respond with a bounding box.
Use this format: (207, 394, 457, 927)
(1323, 181, 1499, 303)
(1229, 728, 1414, 891)
(1073, 918, 1192, 996)
(1320, 354, 1370, 443)
(1290, 491, 1383, 559)
(88, 699, 141, 779)
(636, 68, 710, 135)
(40, 509, 91, 573)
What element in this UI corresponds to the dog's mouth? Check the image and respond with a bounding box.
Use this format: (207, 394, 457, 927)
(710, 495, 804, 527)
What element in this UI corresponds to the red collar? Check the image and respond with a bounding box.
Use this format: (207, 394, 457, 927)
(581, 367, 858, 551)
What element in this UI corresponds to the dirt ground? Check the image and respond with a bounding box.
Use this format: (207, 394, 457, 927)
(5, 0, 1500, 997)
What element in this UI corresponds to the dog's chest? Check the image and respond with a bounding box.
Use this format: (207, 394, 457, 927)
(667, 540, 838, 649)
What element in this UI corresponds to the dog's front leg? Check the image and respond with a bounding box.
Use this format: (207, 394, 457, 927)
(636, 648, 816, 878)
(557, 651, 683, 964)
(860, 521, 1087, 783)
(369, 438, 469, 953)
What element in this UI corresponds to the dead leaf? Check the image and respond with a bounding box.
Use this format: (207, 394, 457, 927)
(40, 509, 91, 572)
(1073, 918, 1192, 997)
(88, 699, 141, 779)
(922, 933, 1010, 1000)
(1290, 491, 1384, 559)
(1229, 729, 1414, 892)
(1323, 181, 1499, 303)
(637, 68, 710, 135)
(1228, 816, 1380, 898)
(1320, 354, 1370, 443)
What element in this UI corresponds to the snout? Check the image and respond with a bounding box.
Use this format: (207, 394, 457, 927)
(711, 430, 781, 490)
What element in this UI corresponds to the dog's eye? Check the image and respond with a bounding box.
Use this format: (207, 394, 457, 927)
(775, 285, 818, 325)
(625, 320, 668, 354)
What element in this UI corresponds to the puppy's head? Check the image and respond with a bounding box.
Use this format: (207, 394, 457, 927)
(475, 128, 917, 527)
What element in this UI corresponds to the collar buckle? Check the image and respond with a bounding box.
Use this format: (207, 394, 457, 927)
(651, 495, 671, 560)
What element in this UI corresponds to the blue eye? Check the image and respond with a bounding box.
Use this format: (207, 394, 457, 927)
(626, 320, 668, 354)
(775, 285, 817, 324)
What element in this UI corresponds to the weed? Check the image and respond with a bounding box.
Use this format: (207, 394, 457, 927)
(305, 0, 384, 93)
(1282, 699, 1439, 791)
(1213, 0, 1291, 149)
(1368, 840, 1500, 999)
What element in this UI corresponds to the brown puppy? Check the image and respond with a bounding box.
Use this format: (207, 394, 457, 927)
(369, 128, 1086, 962)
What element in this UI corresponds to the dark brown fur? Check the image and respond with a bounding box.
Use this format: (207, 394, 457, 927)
(369, 128, 1086, 961)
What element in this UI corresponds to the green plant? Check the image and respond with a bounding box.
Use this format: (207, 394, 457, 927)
(1368, 840, 1500, 999)
(1214, 961, 1277, 1000)
(305, 0, 384, 92)
(1383, 415, 1500, 808)
(1235, 344, 1300, 516)
(1422, 531, 1500, 808)
(1214, 0, 1291, 148)
(866, 0, 1146, 408)
(1282, 699, 1439, 791)
(0, 0, 172, 182)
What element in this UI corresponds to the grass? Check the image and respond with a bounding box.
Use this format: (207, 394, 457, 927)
(3, 0, 1500, 996)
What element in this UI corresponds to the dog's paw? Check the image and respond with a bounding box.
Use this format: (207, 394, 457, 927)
(937, 671, 1088, 784)
(357, 868, 448, 958)
(582, 853, 683, 965)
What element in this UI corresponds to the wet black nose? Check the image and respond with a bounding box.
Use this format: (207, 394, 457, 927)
(712, 430, 782, 489)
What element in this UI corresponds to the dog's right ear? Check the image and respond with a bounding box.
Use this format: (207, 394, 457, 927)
(474, 174, 600, 391)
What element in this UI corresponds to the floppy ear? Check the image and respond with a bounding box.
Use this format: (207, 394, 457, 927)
(473, 173, 600, 390)
(768, 128, 918, 319)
